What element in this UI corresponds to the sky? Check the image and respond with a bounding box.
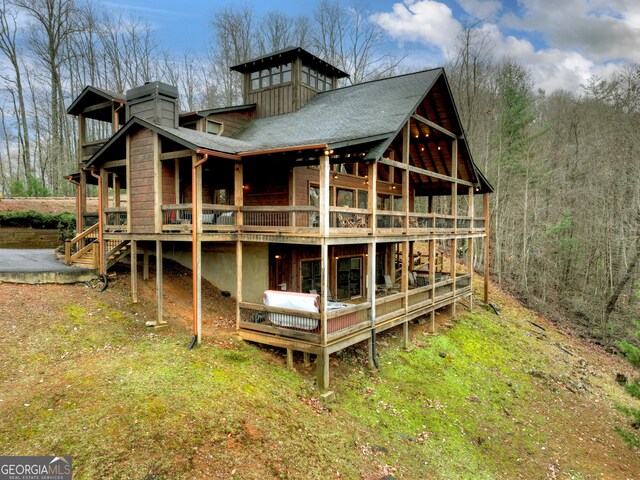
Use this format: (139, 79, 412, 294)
(99, 0, 640, 93)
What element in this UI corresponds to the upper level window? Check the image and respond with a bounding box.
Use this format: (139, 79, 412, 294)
(207, 120, 222, 135)
(301, 65, 332, 91)
(250, 63, 291, 91)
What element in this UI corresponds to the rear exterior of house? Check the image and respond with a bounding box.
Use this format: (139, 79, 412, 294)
(65, 47, 492, 390)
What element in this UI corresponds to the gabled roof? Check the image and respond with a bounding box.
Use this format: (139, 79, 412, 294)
(83, 67, 493, 193)
(235, 68, 442, 152)
(67, 85, 125, 122)
(180, 104, 256, 121)
(85, 116, 255, 167)
(231, 46, 349, 79)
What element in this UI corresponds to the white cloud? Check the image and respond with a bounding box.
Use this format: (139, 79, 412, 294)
(372, 0, 638, 92)
(502, 0, 640, 63)
(455, 0, 501, 20)
(371, 1, 462, 56)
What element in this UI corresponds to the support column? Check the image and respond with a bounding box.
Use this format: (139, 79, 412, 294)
(319, 155, 330, 235)
(236, 240, 242, 330)
(468, 187, 475, 310)
(429, 239, 436, 333)
(318, 241, 330, 390)
(131, 239, 138, 304)
(143, 248, 149, 281)
(367, 241, 377, 369)
(451, 237, 457, 317)
(156, 240, 165, 325)
(368, 161, 377, 235)
(484, 193, 491, 304)
(234, 163, 244, 226)
(195, 239, 202, 344)
(316, 348, 330, 392)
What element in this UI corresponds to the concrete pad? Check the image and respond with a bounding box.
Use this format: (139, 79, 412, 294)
(0, 249, 97, 284)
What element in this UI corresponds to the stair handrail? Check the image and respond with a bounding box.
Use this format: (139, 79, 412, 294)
(65, 223, 99, 265)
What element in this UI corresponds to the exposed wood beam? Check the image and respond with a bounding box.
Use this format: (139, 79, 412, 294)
(82, 101, 113, 114)
(102, 159, 126, 169)
(160, 149, 192, 160)
(379, 157, 474, 186)
(412, 113, 457, 139)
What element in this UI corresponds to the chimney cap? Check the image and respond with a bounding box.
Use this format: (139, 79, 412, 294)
(126, 81, 178, 101)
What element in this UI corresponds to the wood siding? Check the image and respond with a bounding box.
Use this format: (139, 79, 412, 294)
(161, 161, 176, 204)
(206, 111, 253, 137)
(129, 129, 156, 233)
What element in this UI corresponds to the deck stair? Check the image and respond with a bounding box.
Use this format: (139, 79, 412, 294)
(64, 224, 130, 271)
(105, 240, 131, 270)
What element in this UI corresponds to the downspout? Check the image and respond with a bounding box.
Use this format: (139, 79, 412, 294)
(87, 168, 104, 275)
(113, 101, 124, 132)
(189, 153, 209, 349)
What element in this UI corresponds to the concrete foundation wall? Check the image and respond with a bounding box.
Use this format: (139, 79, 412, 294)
(163, 242, 268, 303)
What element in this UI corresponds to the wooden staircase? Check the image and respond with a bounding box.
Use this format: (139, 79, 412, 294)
(65, 224, 130, 271)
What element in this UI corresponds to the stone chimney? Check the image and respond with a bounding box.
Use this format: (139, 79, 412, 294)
(125, 81, 179, 128)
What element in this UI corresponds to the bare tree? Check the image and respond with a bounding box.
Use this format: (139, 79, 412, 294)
(0, 0, 31, 180)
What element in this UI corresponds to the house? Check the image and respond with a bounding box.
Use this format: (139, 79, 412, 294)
(65, 47, 493, 390)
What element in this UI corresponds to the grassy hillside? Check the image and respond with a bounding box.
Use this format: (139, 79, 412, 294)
(0, 272, 638, 479)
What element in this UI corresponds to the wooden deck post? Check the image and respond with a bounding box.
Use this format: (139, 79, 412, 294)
(236, 240, 242, 330)
(368, 160, 377, 235)
(286, 349, 294, 370)
(316, 348, 329, 392)
(484, 193, 490, 304)
(367, 241, 377, 369)
(234, 163, 243, 226)
(131, 239, 138, 304)
(318, 241, 329, 390)
(429, 239, 436, 333)
(156, 240, 164, 325)
(319, 155, 330, 235)
(468, 187, 475, 310)
(195, 238, 202, 344)
(143, 248, 149, 281)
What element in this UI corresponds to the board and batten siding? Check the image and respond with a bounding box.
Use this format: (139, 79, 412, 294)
(129, 129, 156, 233)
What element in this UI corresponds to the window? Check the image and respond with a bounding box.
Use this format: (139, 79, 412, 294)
(183, 121, 197, 130)
(337, 257, 362, 300)
(301, 260, 321, 293)
(301, 64, 332, 91)
(309, 185, 320, 206)
(213, 188, 228, 205)
(357, 190, 368, 209)
(207, 120, 222, 135)
(250, 63, 292, 91)
(336, 188, 354, 208)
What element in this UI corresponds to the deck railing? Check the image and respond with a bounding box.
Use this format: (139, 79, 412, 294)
(104, 207, 127, 232)
(330, 207, 371, 231)
(202, 204, 237, 231)
(162, 204, 193, 231)
(238, 300, 371, 345)
(241, 206, 319, 233)
(159, 203, 486, 236)
(238, 279, 474, 346)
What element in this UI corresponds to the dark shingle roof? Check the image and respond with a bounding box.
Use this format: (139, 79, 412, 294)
(231, 46, 349, 78)
(234, 69, 442, 151)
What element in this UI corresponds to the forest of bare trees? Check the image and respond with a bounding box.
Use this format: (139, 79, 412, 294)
(0, 0, 638, 345)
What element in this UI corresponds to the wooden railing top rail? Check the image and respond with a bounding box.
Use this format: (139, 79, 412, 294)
(104, 206, 127, 213)
(68, 222, 98, 244)
(241, 205, 318, 212)
(326, 301, 371, 319)
(329, 206, 371, 214)
(239, 301, 322, 320)
(202, 204, 239, 211)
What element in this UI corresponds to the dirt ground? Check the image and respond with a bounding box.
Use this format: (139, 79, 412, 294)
(1, 260, 639, 478)
(0, 197, 98, 214)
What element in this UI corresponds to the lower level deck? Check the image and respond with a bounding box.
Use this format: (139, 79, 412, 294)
(236, 276, 472, 388)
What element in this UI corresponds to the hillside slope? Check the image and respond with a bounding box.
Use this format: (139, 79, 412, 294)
(0, 264, 638, 479)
